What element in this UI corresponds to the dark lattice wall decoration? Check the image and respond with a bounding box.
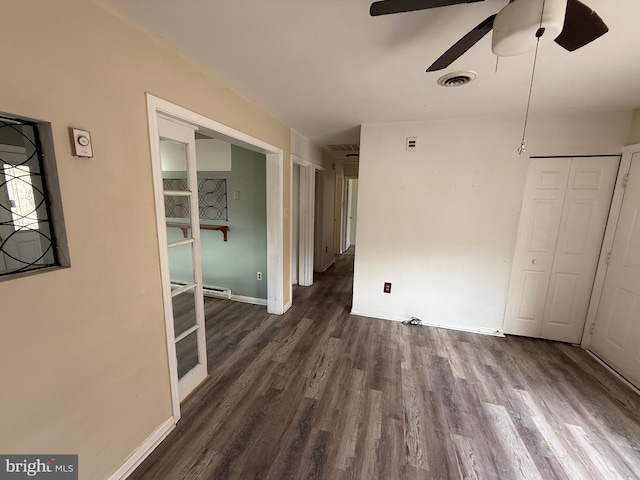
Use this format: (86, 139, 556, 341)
(163, 178, 228, 221)
(0, 116, 58, 276)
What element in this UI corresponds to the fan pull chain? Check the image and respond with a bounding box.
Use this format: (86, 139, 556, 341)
(495, 55, 500, 74)
(518, 0, 547, 156)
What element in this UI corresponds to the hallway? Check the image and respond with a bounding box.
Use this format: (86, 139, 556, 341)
(130, 250, 640, 479)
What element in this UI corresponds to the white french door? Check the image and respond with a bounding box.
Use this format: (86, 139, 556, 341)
(504, 156, 619, 343)
(589, 152, 640, 388)
(157, 117, 207, 402)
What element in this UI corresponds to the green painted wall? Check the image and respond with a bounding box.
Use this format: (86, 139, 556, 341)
(167, 144, 267, 299)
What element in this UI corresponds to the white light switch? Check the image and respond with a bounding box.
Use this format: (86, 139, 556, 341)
(233, 191, 240, 200)
(71, 128, 93, 157)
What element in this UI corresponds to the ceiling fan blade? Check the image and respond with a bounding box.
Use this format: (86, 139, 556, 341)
(370, 0, 483, 17)
(426, 14, 496, 72)
(554, 0, 608, 51)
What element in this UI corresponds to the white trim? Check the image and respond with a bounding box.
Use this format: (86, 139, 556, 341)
(106, 417, 175, 480)
(202, 288, 268, 306)
(231, 294, 268, 306)
(300, 165, 315, 286)
(290, 160, 299, 286)
(319, 258, 335, 272)
(291, 153, 325, 170)
(282, 299, 292, 313)
(291, 154, 316, 287)
(586, 351, 640, 396)
(344, 175, 358, 251)
(581, 148, 634, 347)
(333, 173, 345, 255)
(350, 309, 505, 337)
(266, 152, 285, 314)
(313, 170, 325, 272)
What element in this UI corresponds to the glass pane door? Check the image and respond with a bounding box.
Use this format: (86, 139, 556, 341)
(158, 117, 207, 402)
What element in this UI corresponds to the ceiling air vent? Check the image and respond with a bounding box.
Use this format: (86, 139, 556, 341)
(437, 71, 477, 87)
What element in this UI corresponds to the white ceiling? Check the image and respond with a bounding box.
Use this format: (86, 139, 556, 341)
(104, 0, 640, 145)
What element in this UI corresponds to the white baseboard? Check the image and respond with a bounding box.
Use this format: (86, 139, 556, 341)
(230, 294, 267, 306)
(202, 288, 267, 306)
(586, 350, 640, 396)
(106, 417, 175, 480)
(282, 300, 292, 313)
(317, 258, 335, 273)
(349, 309, 504, 337)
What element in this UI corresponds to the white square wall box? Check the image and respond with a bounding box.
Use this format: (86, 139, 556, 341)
(71, 128, 93, 158)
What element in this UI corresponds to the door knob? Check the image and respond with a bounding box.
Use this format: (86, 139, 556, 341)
(531, 259, 538, 265)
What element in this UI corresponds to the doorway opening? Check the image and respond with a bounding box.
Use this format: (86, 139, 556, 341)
(147, 95, 285, 420)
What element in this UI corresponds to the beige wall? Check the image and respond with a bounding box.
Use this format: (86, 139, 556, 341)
(344, 163, 359, 177)
(626, 108, 640, 145)
(0, 1, 290, 479)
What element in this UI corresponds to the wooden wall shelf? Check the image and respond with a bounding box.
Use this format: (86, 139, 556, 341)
(167, 223, 229, 241)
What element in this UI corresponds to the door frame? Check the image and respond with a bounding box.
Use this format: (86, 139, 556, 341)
(147, 94, 285, 421)
(344, 176, 358, 250)
(582, 144, 639, 348)
(291, 154, 322, 287)
(333, 172, 344, 254)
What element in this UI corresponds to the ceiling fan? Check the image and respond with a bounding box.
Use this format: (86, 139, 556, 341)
(370, 0, 609, 72)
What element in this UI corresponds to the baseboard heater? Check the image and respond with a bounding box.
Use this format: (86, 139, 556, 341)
(170, 281, 232, 300)
(170, 281, 266, 306)
(202, 285, 232, 300)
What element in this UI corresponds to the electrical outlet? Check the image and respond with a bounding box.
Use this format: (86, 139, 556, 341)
(257, 272, 263, 280)
(384, 282, 392, 293)
(406, 137, 418, 152)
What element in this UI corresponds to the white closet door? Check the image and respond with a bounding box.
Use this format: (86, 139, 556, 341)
(540, 157, 619, 342)
(590, 154, 640, 388)
(505, 157, 618, 343)
(504, 158, 571, 338)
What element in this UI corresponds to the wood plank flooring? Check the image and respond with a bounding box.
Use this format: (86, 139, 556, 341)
(129, 249, 640, 479)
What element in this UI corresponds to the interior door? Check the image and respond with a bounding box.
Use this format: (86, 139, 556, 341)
(589, 154, 640, 388)
(539, 157, 619, 341)
(345, 179, 353, 250)
(158, 117, 208, 402)
(504, 158, 571, 338)
(349, 179, 358, 247)
(504, 157, 619, 343)
(333, 173, 344, 254)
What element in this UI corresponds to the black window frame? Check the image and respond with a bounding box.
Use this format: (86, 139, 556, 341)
(0, 112, 70, 280)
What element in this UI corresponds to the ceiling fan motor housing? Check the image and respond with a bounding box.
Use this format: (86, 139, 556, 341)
(492, 0, 568, 56)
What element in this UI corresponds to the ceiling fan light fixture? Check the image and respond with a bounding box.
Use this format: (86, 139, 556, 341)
(492, 0, 567, 56)
(437, 71, 477, 87)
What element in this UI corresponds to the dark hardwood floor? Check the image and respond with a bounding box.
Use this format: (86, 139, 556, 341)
(130, 249, 640, 479)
